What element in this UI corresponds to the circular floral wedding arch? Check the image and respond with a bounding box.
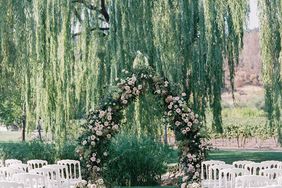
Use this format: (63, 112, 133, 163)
(77, 53, 207, 187)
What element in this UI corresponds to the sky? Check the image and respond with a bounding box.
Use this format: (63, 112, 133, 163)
(248, 0, 259, 29)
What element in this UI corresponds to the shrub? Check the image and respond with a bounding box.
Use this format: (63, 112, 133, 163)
(0, 141, 78, 163)
(102, 133, 174, 186)
(57, 142, 79, 160)
(0, 141, 56, 163)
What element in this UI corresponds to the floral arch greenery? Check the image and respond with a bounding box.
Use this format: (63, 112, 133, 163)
(77, 53, 207, 186)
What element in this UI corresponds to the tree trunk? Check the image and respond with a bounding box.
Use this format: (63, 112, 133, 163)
(22, 114, 26, 142)
(164, 124, 168, 144)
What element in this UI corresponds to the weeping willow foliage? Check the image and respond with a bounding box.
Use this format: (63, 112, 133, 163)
(107, 0, 248, 133)
(0, 0, 248, 141)
(259, 0, 282, 140)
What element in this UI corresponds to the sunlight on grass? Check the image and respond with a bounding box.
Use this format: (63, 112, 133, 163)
(208, 150, 282, 164)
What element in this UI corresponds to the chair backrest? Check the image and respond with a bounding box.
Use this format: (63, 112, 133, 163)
(31, 166, 65, 188)
(0, 181, 24, 188)
(245, 163, 266, 175)
(261, 160, 281, 169)
(0, 167, 23, 180)
(219, 168, 250, 188)
(10, 163, 29, 172)
(13, 173, 47, 188)
(57, 159, 82, 180)
(27, 159, 48, 170)
(201, 160, 225, 180)
(233, 160, 255, 169)
(260, 168, 282, 179)
(0, 160, 4, 167)
(43, 164, 69, 181)
(30, 168, 61, 188)
(235, 175, 270, 187)
(4, 159, 22, 167)
(209, 164, 234, 180)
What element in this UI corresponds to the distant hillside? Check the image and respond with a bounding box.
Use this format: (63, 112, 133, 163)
(224, 29, 262, 90)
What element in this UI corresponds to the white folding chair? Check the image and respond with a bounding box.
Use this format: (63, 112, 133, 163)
(233, 161, 255, 169)
(5, 159, 22, 167)
(245, 163, 267, 175)
(201, 160, 225, 180)
(57, 159, 82, 185)
(30, 167, 61, 188)
(261, 161, 281, 169)
(0, 160, 4, 167)
(0, 167, 23, 181)
(219, 168, 249, 188)
(209, 164, 234, 180)
(235, 175, 270, 188)
(13, 173, 47, 188)
(43, 164, 70, 187)
(261, 169, 282, 181)
(10, 163, 29, 172)
(0, 181, 24, 188)
(27, 159, 48, 170)
(261, 160, 281, 169)
(201, 160, 226, 187)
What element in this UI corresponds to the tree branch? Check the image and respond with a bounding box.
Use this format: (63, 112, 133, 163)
(72, 27, 109, 37)
(72, 0, 109, 23)
(100, 0, 109, 22)
(73, 8, 82, 23)
(72, 0, 99, 11)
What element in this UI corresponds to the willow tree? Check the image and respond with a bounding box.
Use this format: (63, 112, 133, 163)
(259, 0, 282, 141)
(106, 0, 248, 133)
(0, 0, 28, 125)
(0, 0, 249, 141)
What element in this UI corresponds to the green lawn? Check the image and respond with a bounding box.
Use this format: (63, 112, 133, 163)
(167, 149, 282, 164)
(208, 150, 282, 164)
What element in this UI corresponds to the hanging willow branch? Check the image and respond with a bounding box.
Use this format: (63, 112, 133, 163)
(259, 0, 282, 142)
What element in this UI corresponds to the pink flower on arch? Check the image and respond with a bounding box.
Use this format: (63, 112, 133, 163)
(165, 95, 173, 103)
(90, 156, 96, 162)
(176, 108, 182, 114)
(112, 124, 119, 130)
(96, 130, 103, 136)
(175, 121, 181, 126)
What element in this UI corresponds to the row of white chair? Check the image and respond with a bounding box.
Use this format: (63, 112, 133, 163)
(202, 160, 282, 179)
(0, 159, 82, 188)
(1, 159, 47, 170)
(201, 160, 282, 188)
